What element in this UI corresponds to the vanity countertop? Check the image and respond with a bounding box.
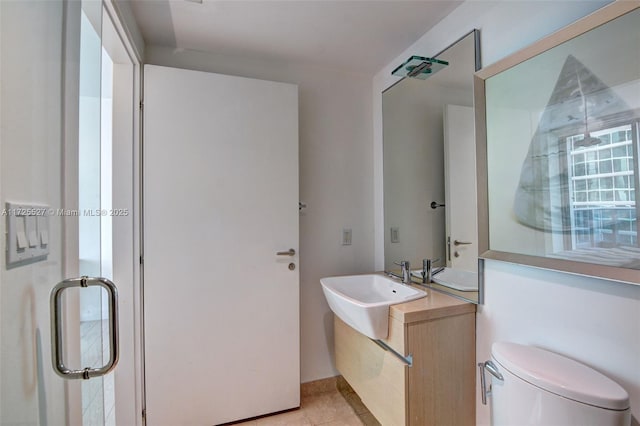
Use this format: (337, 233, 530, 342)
(389, 282, 476, 324)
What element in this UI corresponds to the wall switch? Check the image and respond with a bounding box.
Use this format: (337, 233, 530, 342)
(16, 217, 28, 249)
(342, 228, 352, 246)
(390, 227, 400, 243)
(5, 201, 50, 268)
(27, 216, 38, 247)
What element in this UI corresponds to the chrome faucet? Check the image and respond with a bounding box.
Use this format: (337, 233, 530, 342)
(422, 258, 444, 283)
(386, 260, 411, 284)
(422, 259, 431, 283)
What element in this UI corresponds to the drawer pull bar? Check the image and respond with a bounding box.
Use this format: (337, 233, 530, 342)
(372, 339, 413, 367)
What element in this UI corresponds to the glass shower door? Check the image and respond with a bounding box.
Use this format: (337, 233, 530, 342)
(0, 0, 119, 425)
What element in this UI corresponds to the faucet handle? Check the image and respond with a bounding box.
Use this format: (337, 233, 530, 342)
(423, 258, 441, 267)
(421, 258, 442, 284)
(393, 261, 411, 284)
(394, 260, 410, 269)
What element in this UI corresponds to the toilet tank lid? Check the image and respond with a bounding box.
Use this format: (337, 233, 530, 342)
(492, 342, 629, 410)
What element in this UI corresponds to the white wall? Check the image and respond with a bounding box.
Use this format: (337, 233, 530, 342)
(373, 1, 640, 425)
(479, 260, 640, 425)
(145, 45, 375, 382)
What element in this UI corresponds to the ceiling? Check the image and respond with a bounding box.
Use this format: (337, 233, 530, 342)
(126, 0, 464, 75)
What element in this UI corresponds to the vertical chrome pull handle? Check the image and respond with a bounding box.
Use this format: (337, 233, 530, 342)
(50, 276, 119, 380)
(478, 360, 503, 405)
(478, 362, 487, 405)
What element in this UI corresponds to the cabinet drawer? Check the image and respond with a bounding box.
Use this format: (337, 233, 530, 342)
(335, 317, 407, 426)
(406, 313, 475, 426)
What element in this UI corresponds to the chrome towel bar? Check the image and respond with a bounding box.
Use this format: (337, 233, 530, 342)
(372, 339, 413, 367)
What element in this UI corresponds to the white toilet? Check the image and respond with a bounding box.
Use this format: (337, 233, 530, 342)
(483, 342, 631, 426)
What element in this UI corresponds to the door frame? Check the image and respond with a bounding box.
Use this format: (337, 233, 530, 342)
(61, 0, 144, 424)
(103, 1, 144, 425)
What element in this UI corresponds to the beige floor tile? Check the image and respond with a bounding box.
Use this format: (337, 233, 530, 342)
(231, 376, 380, 426)
(301, 376, 339, 397)
(302, 391, 360, 425)
(255, 409, 312, 426)
(315, 413, 364, 426)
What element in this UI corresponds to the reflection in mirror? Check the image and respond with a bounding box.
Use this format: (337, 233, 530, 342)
(477, 4, 640, 285)
(383, 30, 481, 303)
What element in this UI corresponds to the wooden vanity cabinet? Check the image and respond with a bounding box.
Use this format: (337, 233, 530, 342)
(334, 291, 476, 426)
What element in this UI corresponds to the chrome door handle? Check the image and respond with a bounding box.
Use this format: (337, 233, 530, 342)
(276, 248, 296, 256)
(50, 276, 119, 380)
(454, 240, 472, 246)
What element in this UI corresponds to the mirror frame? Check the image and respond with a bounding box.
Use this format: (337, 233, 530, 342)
(475, 1, 640, 286)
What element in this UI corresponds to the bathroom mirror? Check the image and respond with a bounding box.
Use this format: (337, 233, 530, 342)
(476, 3, 640, 285)
(383, 30, 481, 303)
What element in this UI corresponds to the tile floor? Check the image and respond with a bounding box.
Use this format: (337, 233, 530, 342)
(81, 319, 116, 426)
(80, 326, 377, 426)
(230, 377, 381, 426)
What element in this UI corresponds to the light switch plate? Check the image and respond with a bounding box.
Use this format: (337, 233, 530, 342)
(342, 228, 352, 246)
(5, 202, 50, 268)
(390, 227, 400, 243)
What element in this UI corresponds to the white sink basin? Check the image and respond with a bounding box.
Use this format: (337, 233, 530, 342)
(432, 267, 478, 292)
(320, 274, 427, 339)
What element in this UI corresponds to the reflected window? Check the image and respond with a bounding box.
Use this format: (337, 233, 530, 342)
(566, 123, 639, 249)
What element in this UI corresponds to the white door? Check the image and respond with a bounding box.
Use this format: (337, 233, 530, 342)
(143, 65, 300, 425)
(0, 1, 140, 425)
(444, 104, 478, 271)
